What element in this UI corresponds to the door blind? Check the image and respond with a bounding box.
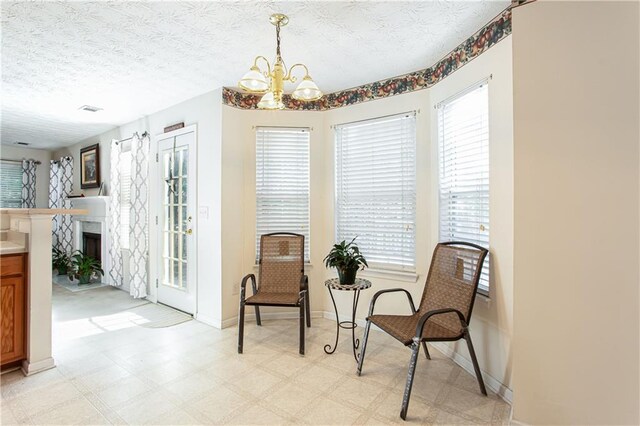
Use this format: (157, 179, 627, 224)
(335, 112, 417, 271)
(438, 83, 490, 292)
(0, 161, 23, 208)
(256, 127, 310, 261)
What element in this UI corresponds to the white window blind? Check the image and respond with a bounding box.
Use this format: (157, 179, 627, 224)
(120, 147, 132, 250)
(0, 161, 23, 208)
(438, 83, 490, 293)
(335, 112, 417, 271)
(256, 127, 310, 261)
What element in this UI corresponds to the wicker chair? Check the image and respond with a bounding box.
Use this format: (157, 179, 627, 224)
(238, 232, 310, 355)
(357, 242, 488, 420)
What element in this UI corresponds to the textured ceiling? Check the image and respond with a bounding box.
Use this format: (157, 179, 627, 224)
(1, 1, 509, 149)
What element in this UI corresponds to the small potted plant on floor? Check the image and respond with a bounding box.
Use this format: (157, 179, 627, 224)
(324, 237, 368, 285)
(69, 250, 104, 285)
(52, 247, 71, 276)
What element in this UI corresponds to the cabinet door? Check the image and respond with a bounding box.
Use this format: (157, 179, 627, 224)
(1, 276, 25, 364)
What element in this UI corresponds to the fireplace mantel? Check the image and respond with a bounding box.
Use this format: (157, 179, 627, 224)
(70, 196, 110, 284)
(68, 196, 110, 220)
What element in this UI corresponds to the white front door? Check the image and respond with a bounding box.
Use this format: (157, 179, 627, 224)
(156, 130, 196, 314)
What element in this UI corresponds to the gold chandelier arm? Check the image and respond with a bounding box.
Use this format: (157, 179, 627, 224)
(253, 56, 273, 77)
(285, 63, 310, 83)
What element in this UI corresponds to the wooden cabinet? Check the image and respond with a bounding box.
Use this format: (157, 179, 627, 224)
(1, 253, 27, 367)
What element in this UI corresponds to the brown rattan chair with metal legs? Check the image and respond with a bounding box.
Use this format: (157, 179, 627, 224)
(356, 242, 488, 420)
(238, 232, 310, 355)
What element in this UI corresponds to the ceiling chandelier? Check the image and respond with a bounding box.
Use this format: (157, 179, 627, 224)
(238, 13, 323, 109)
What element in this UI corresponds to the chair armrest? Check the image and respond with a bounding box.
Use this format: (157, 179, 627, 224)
(414, 308, 467, 340)
(240, 273, 256, 301)
(367, 288, 417, 317)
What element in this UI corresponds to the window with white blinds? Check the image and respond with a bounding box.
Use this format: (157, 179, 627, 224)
(0, 161, 23, 208)
(256, 127, 310, 262)
(335, 112, 417, 271)
(438, 83, 490, 293)
(120, 147, 132, 250)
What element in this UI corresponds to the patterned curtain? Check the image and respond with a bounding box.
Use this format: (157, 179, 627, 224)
(109, 133, 149, 298)
(108, 140, 123, 287)
(49, 157, 74, 252)
(129, 133, 150, 298)
(21, 160, 37, 208)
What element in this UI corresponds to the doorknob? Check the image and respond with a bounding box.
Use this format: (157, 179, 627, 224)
(186, 229, 193, 235)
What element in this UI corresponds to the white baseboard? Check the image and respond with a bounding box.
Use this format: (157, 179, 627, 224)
(221, 310, 325, 329)
(430, 341, 513, 404)
(21, 357, 55, 376)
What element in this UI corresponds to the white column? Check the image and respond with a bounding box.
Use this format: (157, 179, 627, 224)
(21, 214, 55, 375)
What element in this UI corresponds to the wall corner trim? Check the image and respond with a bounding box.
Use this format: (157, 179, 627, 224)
(195, 314, 223, 329)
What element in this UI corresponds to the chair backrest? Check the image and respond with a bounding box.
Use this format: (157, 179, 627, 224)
(419, 242, 488, 333)
(257, 233, 304, 294)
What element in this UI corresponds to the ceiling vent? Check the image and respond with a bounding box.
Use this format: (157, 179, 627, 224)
(14, 141, 29, 146)
(78, 105, 103, 112)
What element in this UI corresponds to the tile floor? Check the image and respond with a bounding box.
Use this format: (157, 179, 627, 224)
(1, 285, 511, 425)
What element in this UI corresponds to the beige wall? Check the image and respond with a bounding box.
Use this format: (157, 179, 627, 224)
(220, 38, 514, 399)
(0, 145, 52, 208)
(512, 2, 640, 424)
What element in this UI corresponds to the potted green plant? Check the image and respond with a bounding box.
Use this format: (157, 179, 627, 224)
(52, 247, 71, 275)
(324, 237, 368, 285)
(69, 250, 104, 285)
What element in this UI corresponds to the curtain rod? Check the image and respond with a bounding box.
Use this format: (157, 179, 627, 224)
(114, 131, 149, 145)
(0, 158, 42, 165)
(51, 156, 72, 164)
(434, 75, 492, 109)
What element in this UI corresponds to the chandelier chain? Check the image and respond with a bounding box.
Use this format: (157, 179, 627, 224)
(275, 21, 282, 61)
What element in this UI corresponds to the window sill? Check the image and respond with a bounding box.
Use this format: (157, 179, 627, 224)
(475, 289, 490, 302)
(358, 268, 419, 283)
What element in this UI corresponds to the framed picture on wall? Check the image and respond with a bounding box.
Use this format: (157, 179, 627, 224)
(80, 143, 100, 189)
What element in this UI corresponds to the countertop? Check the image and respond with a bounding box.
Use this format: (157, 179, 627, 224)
(0, 208, 88, 215)
(0, 240, 27, 255)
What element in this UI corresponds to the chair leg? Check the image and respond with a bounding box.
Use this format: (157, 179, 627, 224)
(238, 301, 245, 354)
(299, 296, 305, 355)
(400, 340, 421, 420)
(356, 320, 372, 376)
(464, 330, 487, 396)
(254, 306, 262, 326)
(421, 341, 431, 360)
(305, 290, 311, 328)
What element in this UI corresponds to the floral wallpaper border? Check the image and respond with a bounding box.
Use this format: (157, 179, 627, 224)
(223, 6, 512, 111)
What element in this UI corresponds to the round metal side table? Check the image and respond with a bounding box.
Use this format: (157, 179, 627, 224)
(324, 278, 372, 361)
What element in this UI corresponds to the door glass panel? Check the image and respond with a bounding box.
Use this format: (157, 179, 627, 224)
(182, 234, 187, 261)
(161, 145, 189, 290)
(181, 179, 188, 203)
